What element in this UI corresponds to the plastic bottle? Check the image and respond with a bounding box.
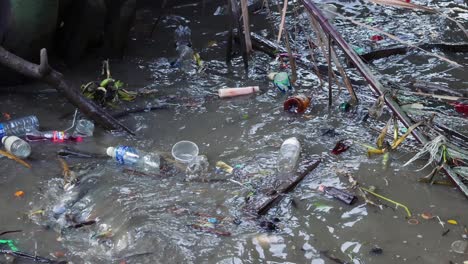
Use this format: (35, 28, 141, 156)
(277, 137, 301, 174)
(1, 136, 31, 158)
(106, 146, 160, 172)
(283, 94, 311, 113)
(73, 119, 94, 137)
(174, 25, 192, 47)
(186, 155, 209, 181)
(319, 185, 357, 205)
(0, 115, 39, 138)
(25, 131, 83, 143)
(218, 86, 260, 98)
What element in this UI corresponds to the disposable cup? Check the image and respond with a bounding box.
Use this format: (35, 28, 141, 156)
(172, 141, 199, 163)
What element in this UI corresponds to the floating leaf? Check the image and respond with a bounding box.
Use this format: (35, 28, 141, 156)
(14, 191, 24, 197)
(114, 80, 124, 89)
(367, 147, 386, 156)
(391, 121, 423, 150)
(331, 140, 351, 155)
(447, 219, 458, 225)
(377, 118, 392, 149)
(99, 78, 115, 87)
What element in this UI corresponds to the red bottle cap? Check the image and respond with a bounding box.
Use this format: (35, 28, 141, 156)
(370, 35, 383, 42)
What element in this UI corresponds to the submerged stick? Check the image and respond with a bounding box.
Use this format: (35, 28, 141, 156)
(360, 186, 412, 217)
(360, 43, 468, 64)
(257, 159, 321, 215)
(0, 249, 64, 263)
(0, 150, 31, 168)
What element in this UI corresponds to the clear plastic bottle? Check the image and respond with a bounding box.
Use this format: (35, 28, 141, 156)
(174, 25, 192, 47)
(277, 137, 301, 173)
(0, 115, 39, 138)
(26, 130, 82, 143)
(186, 155, 209, 181)
(1, 136, 31, 158)
(106, 146, 160, 172)
(73, 119, 94, 137)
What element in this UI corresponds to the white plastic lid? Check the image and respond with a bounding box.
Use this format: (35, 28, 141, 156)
(106, 147, 115, 157)
(1, 136, 7, 145)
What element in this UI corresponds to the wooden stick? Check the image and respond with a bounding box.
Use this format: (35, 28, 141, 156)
(360, 43, 468, 63)
(277, 0, 288, 43)
(240, 0, 253, 54)
(229, 0, 249, 73)
(327, 36, 333, 107)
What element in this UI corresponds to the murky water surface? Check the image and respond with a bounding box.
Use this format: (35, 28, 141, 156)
(1, 0, 467, 263)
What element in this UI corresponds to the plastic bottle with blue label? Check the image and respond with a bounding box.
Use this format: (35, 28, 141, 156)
(0, 115, 39, 138)
(106, 146, 160, 172)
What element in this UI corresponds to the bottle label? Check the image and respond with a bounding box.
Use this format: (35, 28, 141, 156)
(53, 131, 65, 143)
(0, 124, 4, 138)
(115, 146, 137, 165)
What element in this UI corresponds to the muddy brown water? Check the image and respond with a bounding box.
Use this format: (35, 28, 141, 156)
(0, 0, 467, 263)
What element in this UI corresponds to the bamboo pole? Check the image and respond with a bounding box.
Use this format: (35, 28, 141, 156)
(300, 0, 468, 198)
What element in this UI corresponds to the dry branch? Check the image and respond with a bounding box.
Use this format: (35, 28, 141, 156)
(0, 46, 134, 134)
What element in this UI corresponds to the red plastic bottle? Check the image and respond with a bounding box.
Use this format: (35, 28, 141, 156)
(283, 94, 311, 113)
(26, 130, 82, 143)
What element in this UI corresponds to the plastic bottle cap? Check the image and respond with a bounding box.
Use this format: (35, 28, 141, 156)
(106, 147, 115, 157)
(1, 136, 8, 145)
(283, 137, 299, 145)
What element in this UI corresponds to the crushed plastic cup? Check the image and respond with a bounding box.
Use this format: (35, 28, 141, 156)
(172, 141, 199, 163)
(451, 240, 467, 254)
(74, 119, 94, 137)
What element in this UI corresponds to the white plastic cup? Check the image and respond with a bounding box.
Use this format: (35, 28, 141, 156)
(172, 141, 199, 163)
